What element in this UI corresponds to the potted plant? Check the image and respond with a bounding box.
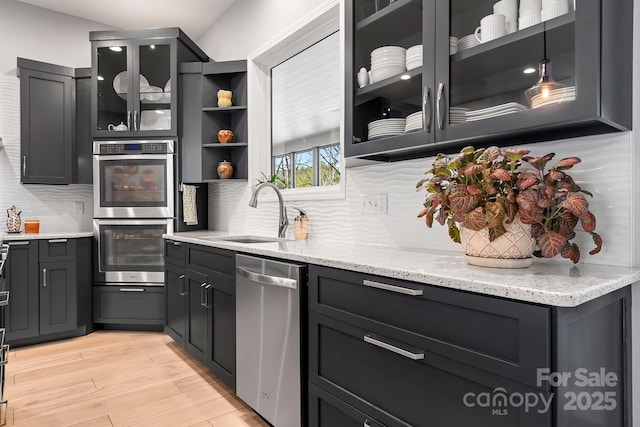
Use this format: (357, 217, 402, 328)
(416, 146, 602, 266)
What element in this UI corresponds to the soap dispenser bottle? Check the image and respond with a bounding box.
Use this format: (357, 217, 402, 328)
(293, 207, 309, 240)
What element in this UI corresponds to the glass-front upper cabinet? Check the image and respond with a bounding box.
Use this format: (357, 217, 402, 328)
(90, 29, 209, 139)
(345, 0, 632, 160)
(345, 0, 436, 159)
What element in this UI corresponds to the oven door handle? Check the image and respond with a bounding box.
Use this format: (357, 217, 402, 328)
(93, 154, 174, 162)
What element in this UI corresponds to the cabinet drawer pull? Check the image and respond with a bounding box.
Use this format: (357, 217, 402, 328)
(179, 274, 186, 296)
(42, 268, 47, 287)
(362, 280, 423, 296)
(436, 82, 445, 130)
(8, 242, 30, 246)
(422, 86, 431, 133)
(171, 241, 182, 246)
(120, 288, 145, 292)
(364, 335, 424, 360)
(204, 284, 212, 309)
(48, 239, 68, 243)
(200, 282, 207, 307)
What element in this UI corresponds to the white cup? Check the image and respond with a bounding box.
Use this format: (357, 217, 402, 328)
(474, 14, 506, 43)
(357, 68, 369, 88)
(541, 2, 569, 21)
(493, 0, 518, 33)
(519, 0, 541, 14)
(519, 11, 541, 29)
(542, 0, 567, 7)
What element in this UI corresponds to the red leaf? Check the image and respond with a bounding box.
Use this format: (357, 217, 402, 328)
(463, 164, 484, 176)
(551, 157, 581, 171)
(481, 146, 501, 162)
(538, 231, 568, 258)
(522, 153, 555, 170)
(561, 243, 581, 264)
(589, 233, 603, 255)
(580, 211, 596, 232)
(557, 210, 579, 236)
(531, 223, 545, 238)
(461, 207, 487, 231)
(490, 169, 512, 181)
(562, 193, 589, 218)
(466, 184, 483, 196)
(417, 208, 429, 218)
(516, 189, 539, 211)
(518, 177, 538, 190)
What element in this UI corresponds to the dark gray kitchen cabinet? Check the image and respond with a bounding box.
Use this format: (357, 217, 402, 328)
(164, 239, 187, 345)
(93, 286, 165, 325)
(180, 60, 248, 182)
(17, 58, 93, 184)
(167, 243, 236, 390)
(345, 0, 632, 161)
(4, 238, 92, 345)
(308, 265, 631, 427)
(90, 27, 208, 138)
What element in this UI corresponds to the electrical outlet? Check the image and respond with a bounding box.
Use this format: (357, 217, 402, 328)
(73, 202, 84, 215)
(360, 193, 388, 215)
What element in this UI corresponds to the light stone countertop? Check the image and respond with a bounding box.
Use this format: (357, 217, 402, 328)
(165, 230, 640, 308)
(2, 231, 93, 241)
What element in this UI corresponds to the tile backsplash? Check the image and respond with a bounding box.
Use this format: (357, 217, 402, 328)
(0, 75, 93, 234)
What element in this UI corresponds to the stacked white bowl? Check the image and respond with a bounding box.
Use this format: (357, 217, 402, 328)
(370, 46, 406, 84)
(449, 37, 458, 55)
(406, 45, 422, 70)
(519, 0, 541, 29)
(541, 0, 569, 21)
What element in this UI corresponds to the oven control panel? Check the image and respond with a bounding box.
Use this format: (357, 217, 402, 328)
(95, 141, 174, 155)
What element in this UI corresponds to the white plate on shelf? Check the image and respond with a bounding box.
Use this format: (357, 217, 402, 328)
(140, 110, 171, 130)
(113, 71, 149, 98)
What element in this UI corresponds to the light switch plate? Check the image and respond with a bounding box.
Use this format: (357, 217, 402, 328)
(360, 193, 388, 215)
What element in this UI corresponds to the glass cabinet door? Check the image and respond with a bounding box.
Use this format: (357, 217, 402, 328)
(94, 40, 133, 136)
(435, 0, 598, 143)
(345, 0, 436, 159)
(134, 39, 175, 134)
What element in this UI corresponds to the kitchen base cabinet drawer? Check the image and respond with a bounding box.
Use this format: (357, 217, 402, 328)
(309, 312, 551, 427)
(309, 265, 549, 388)
(186, 245, 234, 282)
(164, 239, 186, 266)
(309, 382, 388, 427)
(93, 286, 165, 325)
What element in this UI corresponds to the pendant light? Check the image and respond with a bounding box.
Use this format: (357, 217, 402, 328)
(524, 25, 565, 105)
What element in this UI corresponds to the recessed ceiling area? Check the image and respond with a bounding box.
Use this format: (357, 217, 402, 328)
(15, 0, 237, 39)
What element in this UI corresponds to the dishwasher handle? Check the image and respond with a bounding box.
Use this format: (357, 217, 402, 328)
(236, 266, 298, 289)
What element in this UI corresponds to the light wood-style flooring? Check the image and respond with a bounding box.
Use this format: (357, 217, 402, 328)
(3, 331, 269, 427)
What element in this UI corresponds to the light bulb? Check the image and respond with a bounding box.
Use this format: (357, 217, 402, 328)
(524, 58, 565, 106)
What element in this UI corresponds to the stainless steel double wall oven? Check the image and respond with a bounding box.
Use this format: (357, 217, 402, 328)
(93, 140, 175, 285)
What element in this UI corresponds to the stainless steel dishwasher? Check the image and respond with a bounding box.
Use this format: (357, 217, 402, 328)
(235, 254, 306, 427)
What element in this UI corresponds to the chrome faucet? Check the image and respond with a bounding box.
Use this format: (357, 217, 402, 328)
(249, 182, 288, 238)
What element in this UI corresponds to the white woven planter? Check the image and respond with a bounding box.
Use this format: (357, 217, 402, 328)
(460, 217, 536, 268)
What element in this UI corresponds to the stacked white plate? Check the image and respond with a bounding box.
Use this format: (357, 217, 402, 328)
(466, 102, 529, 121)
(368, 118, 406, 140)
(457, 34, 480, 52)
(370, 46, 406, 83)
(405, 111, 423, 133)
(406, 45, 422, 70)
(531, 86, 576, 109)
(450, 37, 458, 55)
(449, 107, 469, 124)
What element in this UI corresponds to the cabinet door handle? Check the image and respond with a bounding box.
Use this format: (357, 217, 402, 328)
(171, 241, 182, 246)
(8, 242, 29, 246)
(22, 156, 27, 176)
(200, 282, 207, 307)
(362, 279, 423, 296)
(422, 86, 431, 133)
(127, 110, 132, 131)
(48, 239, 68, 243)
(364, 334, 425, 360)
(204, 284, 212, 309)
(179, 274, 186, 296)
(436, 82, 445, 130)
(42, 268, 47, 287)
(133, 110, 139, 132)
(120, 288, 145, 292)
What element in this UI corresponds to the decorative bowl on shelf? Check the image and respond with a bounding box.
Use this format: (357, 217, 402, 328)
(217, 129, 234, 143)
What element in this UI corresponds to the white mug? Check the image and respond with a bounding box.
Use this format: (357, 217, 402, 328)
(519, 0, 542, 14)
(519, 11, 541, 29)
(493, 0, 518, 33)
(475, 14, 506, 43)
(357, 68, 369, 88)
(541, 2, 569, 20)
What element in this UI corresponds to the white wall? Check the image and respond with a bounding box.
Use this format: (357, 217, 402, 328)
(0, 0, 114, 233)
(0, 0, 114, 75)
